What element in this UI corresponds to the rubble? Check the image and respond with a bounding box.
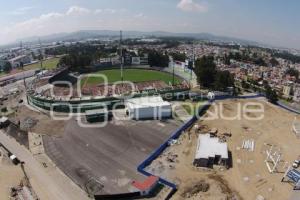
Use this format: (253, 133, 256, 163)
(20, 117, 38, 131)
(181, 180, 210, 198)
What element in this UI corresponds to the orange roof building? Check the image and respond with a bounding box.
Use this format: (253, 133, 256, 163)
(132, 176, 159, 195)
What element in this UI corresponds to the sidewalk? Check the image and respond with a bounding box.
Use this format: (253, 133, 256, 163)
(0, 130, 90, 200)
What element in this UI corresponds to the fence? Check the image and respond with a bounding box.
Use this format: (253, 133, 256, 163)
(94, 192, 141, 200)
(137, 99, 213, 199)
(277, 101, 300, 115)
(27, 88, 189, 113)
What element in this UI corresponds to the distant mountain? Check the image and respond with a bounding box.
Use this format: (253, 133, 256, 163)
(5, 30, 262, 47)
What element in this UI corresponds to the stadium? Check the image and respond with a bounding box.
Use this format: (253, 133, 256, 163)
(27, 67, 190, 113)
(23, 65, 196, 199)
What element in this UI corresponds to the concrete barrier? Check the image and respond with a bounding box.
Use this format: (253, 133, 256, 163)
(137, 100, 213, 198)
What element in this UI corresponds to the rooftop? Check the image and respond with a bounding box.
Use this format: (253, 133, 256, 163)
(132, 176, 159, 191)
(195, 134, 228, 159)
(85, 108, 108, 115)
(126, 96, 170, 108)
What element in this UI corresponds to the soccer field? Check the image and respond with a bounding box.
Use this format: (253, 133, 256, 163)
(82, 69, 181, 85)
(24, 57, 60, 70)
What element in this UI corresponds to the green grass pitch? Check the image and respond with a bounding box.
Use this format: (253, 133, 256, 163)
(82, 69, 181, 85)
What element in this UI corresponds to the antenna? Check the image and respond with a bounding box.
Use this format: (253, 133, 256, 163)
(120, 30, 124, 85)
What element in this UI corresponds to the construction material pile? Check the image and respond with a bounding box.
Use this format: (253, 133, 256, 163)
(242, 139, 255, 152)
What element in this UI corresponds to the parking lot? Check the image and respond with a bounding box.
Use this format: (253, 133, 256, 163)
(43, 117, 181, 195)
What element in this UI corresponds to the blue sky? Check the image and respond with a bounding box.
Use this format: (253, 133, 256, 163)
(0, 0, 299, 49)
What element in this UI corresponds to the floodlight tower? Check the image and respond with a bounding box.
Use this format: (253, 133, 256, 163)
(172, 56, 175, 86)
(39, 38, 43, 70)
(120, 30, 124, 85)
(20, 41, 23, 51)
(20, 40, 26, 89)
(190, 42, 195, 87)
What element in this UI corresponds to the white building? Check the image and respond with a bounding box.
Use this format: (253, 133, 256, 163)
(125, 96, 172, 120)
(9, 55, 31, 68)
(0, 117, 10, 129)
(193, 134, 229, 168)
(293, 83, 300, 102)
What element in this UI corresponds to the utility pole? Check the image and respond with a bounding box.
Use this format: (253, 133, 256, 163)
(21, 40, 26, 89)
(120, 30, 124, 85)
(172, 57, 175, 86)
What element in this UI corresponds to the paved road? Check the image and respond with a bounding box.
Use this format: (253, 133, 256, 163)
(290, 191, 300, 200)
(0, 69, 36, 82)
(0, 130, 90, 200)
(43, 118, 181, 194)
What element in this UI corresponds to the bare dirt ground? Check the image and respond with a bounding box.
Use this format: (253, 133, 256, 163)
(147, 98, 300, 200)
(0, 150, 24, 199)
(13, 105, 66, 136)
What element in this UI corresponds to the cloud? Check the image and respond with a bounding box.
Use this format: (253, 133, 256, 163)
(134, 13, 145, 18)
(94, 8, 126, 15)
(177, 0, 208, 12)
(0, 6, 152, 45)
(66, 6, 91, 15)
(10, 6, 34, 15)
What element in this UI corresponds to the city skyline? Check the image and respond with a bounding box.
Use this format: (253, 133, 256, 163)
(0, 0, 299, 49)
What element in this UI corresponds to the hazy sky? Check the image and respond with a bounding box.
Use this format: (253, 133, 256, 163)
(0, 0, 299, 49)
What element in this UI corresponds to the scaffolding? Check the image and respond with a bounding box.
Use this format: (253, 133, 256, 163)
(282, 167, 300, 190)
(265, 145, 281, 173)
(292, 117, 300, 138)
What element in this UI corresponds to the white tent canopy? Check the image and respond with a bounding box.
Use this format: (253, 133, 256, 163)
(125, 96, 172, 120)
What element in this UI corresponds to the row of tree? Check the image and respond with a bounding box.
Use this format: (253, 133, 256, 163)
(194, 56, 235, 91)
(59, 54, 92, 71)
(1, 62, 12, 73)
(170, 52, 187, 62)
(241, 79, 278, 104)
(285, 68, 299, 79)
(223, 52, 280, 67)
(272, 51, 300, 64)
(57, 44, 120, 71)
(148, 50, 169, 67)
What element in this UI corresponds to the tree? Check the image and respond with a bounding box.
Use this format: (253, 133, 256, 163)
(1, 107, 8, 113)
(285, 68, 299, 79)
(254, 57, 267, 66)
(59, 54, 92, 71)
(214, 70, 235, 91)
(270, 57, 279, 67)
(265, 84, 278, 104)
(241, 80, 249, 89)
(148, 50, 169, 67)
(19, 62, 24, 69)
(3, 62, 12, 73)
(194, 56, 216, 88)
(224, 54, 231, 65)
(272, 51, 300, 64)
(170, 52, 186, 62)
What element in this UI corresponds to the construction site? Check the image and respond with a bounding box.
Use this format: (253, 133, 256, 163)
(2, 63, 300, 200)
(145, 98, 300, 200)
